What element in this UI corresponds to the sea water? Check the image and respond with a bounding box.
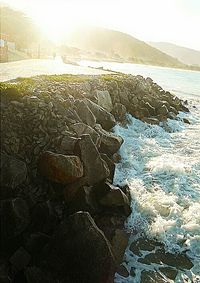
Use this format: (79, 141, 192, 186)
(80, 61, 200, 282)
(113, 107, 200, 282)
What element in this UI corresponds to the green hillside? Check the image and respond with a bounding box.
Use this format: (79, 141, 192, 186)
(0, 6, 39, 49)
(148, 41, 200, 67)
(66, 27, 185, 68)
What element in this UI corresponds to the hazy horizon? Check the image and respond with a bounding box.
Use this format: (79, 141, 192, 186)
(1, 0, 200, 51)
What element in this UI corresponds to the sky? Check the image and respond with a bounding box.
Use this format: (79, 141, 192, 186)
(1, 0, 200, 50)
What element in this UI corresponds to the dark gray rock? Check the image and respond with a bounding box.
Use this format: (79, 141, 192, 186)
(10, 247, 31, 272)
(116, 265, 129, 278)
(45, 211, 115, 283)
(38, 151, 83, 184)
(0, 260, 11, 283)
(158, 105, 168, 116)
(1, 154, 27, 189)
(168, 111, 177, 120)
(1, 198, 30, 247)
(141, 270, 167, 283)
(112, 229, 129, 264)
(96, 90, 113, 112)
(85, 99, 116, 130)
(94, 214, 126, 244)
(70, 122, 100, 146)
(74, 99, 96, 127)
(65, 108, 82, 124)
(183, 118, 190, 124)
(112, 103, 127, 121)
(118, 91, 130, 107)
(25, 266, 56, 283)
(95, 124, 123, 156)
(138, 249, 193, 270)
(181, 104, 189, 113)
(93, 181, 115, 201)
(159, 267, 178, 280)
(78, 135, 110, 185)
(59, 134, 79, 154)
(169, 106, 178, 115)
(100, 154, 115, 183)
(99, 187, 131, 216)
(145, 102, 156, 116)
(29, 202, 58, 234)
(64, 185, 96, 215)
(25, 233, 51, 259)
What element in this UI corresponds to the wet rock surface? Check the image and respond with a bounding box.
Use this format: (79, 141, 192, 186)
(0, 74, 189, 282)
(126, 236, 194, 282)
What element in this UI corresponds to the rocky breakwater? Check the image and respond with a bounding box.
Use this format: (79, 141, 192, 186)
(0, 74, 189, 283)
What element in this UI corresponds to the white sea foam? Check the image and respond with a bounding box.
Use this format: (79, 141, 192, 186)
(114, 97, 200, 282)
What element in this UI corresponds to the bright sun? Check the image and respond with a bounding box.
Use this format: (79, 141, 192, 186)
(32, 3, 83, 44)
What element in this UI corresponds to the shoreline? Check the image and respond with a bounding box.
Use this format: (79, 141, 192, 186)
(0, 73, 193, 282)
(78, 57, 200, 73)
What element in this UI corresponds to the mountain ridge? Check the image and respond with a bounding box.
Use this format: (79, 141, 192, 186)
(148, 41, 200, 67)
(65, 27, 186, 69)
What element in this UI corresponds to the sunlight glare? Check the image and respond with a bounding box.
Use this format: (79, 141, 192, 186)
(32, 2, 82, 44)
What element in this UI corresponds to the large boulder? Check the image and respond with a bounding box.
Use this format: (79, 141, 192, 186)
(112, 103, 127, 122)
(59, 134, 79, 154)
(157, 104, 168, 116)
(100, 187, 131, 216)
(93, 182, 131, 216)
(25, 233, 51, 261)
(74, 99, 96, 127)
(28, 202, 58, 235)
(85, 99, 116, 130)
(70, 123, 100, 146)
(1, 153, 27, 189)
(94, 213, 128, 264)
(65, 108, 82, 124)
(64, 185, 96, 215)
(100, 154, 115, 183)
(95, 124, 123, 155)
(45, 212, 115, 283)
(118, 91, 130, 107)
(96, 90, 113, 112)
(144, 102, 156, 116)
(141, 270, 168, 283)
(112, 229, 129, 264)
(78, 135, 110, 186)
(25, 266, 56, 283)
(1, 198, 30, 250)
(38, 151, 83, 184)
(9, 247, 31, 273)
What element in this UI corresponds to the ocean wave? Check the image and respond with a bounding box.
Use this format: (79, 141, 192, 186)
(114, 106, 200, 282)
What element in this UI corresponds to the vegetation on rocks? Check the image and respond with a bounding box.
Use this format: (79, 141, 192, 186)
(0, 73, 189, 282)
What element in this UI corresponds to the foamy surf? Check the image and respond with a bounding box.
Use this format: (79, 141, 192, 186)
(114, 97, 200, 282)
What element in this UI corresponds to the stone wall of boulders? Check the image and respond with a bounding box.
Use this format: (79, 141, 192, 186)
(0, 74, 188, 283)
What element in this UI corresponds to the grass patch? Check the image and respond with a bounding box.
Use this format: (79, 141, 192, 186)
(39, 74, 91, 83)
(101, 73, 128, 82)
(0, 78, 37, 98)
(0, 73, 128, 100)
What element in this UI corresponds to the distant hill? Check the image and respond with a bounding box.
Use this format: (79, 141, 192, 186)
(148, 42, 200, 67)
(65, 27, 186, 69)
(0, 6, 39, 49)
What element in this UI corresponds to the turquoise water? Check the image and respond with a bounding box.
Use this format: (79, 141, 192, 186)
(81, 61, 200, 282)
